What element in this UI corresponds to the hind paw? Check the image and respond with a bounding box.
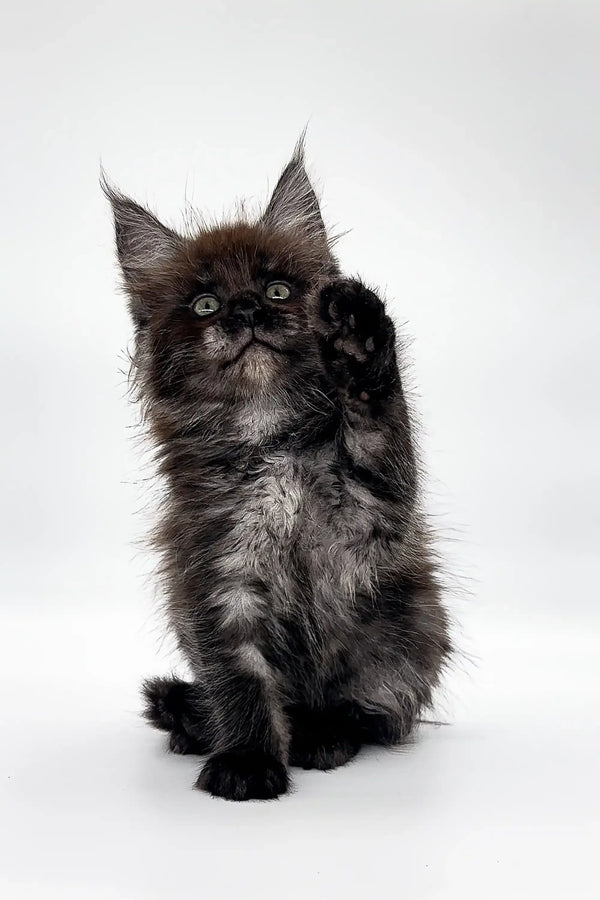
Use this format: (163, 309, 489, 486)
(168, 728, 207, 756)
(142, 676, 211, 754)
(142, 676, 190, 731)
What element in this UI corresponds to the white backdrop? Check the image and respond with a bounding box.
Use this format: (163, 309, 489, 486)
(1, 2, 599, 898)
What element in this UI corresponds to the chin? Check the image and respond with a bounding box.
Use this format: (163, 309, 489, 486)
(229, 342, 280, 391)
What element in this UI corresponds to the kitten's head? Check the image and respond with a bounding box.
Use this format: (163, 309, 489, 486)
(104, 139, 338, 406)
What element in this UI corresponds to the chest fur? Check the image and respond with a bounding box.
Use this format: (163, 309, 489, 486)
(218, 452, 380, 603)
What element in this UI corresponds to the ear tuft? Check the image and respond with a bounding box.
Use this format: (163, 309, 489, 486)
(262, 132, 327, 243)
(101, 171, 182, 306)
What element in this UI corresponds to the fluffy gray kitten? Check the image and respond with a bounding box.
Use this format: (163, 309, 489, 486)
(104, 139, 451, 801)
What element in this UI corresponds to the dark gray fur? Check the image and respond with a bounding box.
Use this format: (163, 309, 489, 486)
(104, 139, 451, 800)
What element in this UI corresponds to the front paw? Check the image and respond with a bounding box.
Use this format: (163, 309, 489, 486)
(290, 734, 360, 771)
(319, 281, 397, 409)
(289, 705, 361, 771)
(196, 749, 289, 801)
(320, 280, 394, 363)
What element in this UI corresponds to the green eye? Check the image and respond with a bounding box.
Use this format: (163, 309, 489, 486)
(265, 282, 291, 301)
(192, 294, 220, 317)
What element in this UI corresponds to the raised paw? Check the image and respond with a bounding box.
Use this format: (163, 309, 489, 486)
(289, 705, 361, 771)
(196, 749, 290, 801)
(319, 279, 393, 363)
(318, 280, 398, 410)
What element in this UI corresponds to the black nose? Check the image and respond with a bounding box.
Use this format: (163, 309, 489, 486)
(232, 294, 260, 326)
(233, 306, 255, 326)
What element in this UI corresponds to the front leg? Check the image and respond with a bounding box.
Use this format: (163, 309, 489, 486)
(319, 280, 416, 503)
(287, 700, 409, 770)
(288, 703, 362, 770)
(195, 618, 290, 801)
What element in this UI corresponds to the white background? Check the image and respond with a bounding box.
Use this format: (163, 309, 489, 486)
(1, 1, 599, 898)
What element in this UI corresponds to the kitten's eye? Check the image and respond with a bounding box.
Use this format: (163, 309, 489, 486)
(265, 282, 291, 302)
(192, 294, 220, 317)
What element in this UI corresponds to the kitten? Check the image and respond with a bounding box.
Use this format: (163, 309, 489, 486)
(104, 138, 451, 801)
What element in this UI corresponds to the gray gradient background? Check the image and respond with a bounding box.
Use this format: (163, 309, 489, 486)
(1, 2, 598, 898)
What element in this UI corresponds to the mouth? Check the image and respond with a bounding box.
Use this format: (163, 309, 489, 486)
(223, 336, 284, 368)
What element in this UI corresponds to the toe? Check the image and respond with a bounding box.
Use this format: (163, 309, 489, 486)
(196, 749, 289, 801)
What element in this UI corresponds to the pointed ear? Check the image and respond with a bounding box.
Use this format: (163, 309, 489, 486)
(262, 136, 327, 244)
(101, 174, 183, 323)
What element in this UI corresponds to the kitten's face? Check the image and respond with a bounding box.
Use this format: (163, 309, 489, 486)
(148, 224, 330, 397)
(105, 140, 337, 403)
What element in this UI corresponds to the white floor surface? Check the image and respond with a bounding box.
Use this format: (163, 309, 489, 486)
(1, 599, 598, 900)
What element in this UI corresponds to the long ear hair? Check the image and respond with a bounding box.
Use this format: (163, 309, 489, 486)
(262, 133, 327, 244)
(101, 172, 183, 325)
